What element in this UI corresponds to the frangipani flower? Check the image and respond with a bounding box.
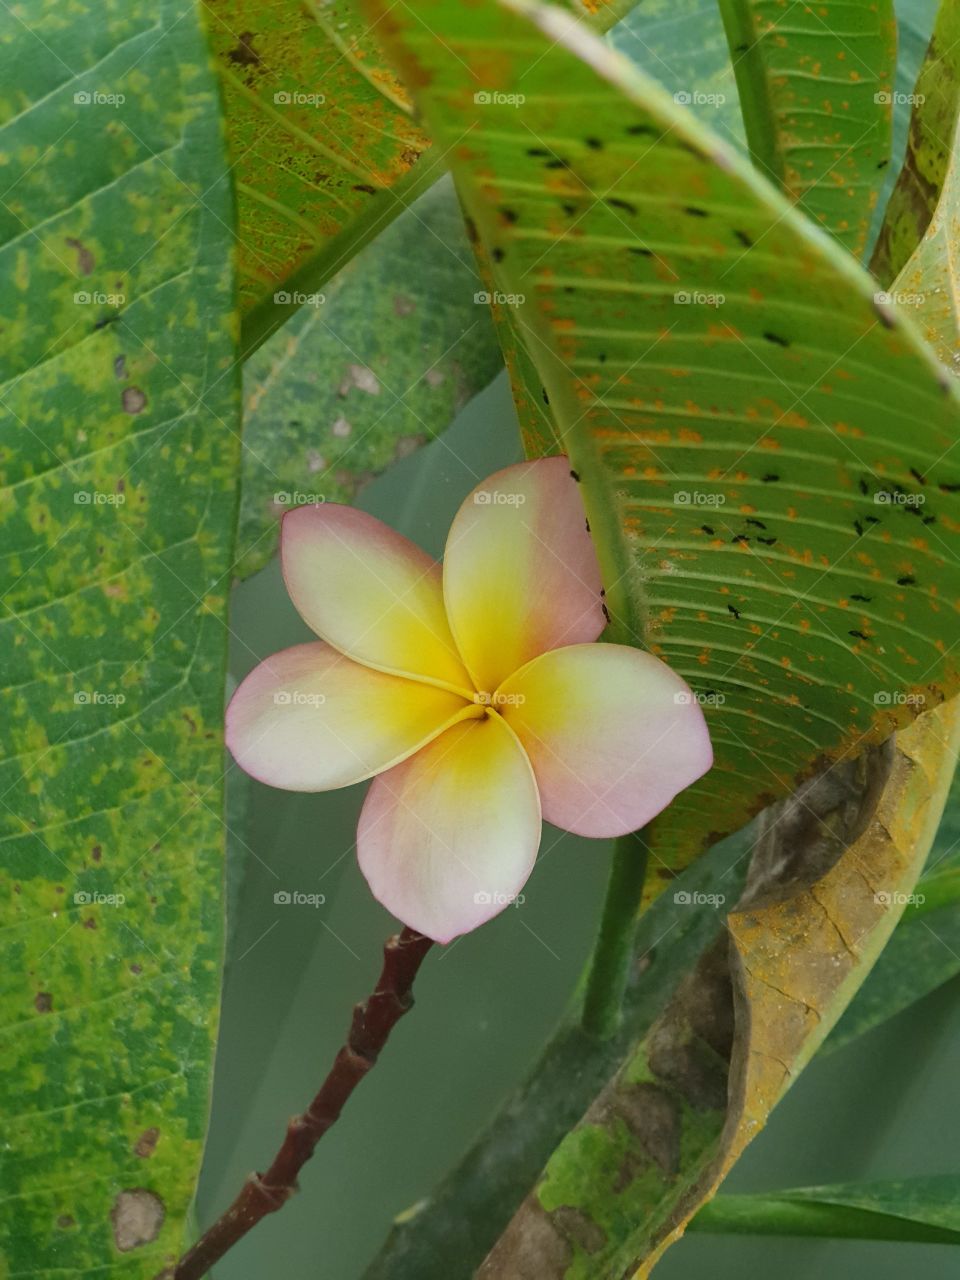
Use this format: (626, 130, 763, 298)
(226, 457, 712, 942)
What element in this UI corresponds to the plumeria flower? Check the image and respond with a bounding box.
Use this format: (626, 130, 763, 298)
(227, 457, 712, 942)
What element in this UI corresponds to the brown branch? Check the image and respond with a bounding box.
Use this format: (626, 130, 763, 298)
(173, 925, 434, 1280)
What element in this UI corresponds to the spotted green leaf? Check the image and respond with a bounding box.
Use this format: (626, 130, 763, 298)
(690, 1176, 960, 1242)
(207, 0, 633, 353)
(364, 0, 960, 885)
(716, 0, 896, 257)
(235, 178, 503, 579)
(205, 0, 433, 344)
(0, 2, 239, 1273)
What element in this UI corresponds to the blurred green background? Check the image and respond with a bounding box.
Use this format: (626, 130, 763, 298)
(198, 376, 960, 1280)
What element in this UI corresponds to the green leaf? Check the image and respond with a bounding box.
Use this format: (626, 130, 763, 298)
(478, 701, 960, 1279)
(208, 0, 634, 352)
(872, 0, 960, 282)
(363, 0, 960, 884)
(0, 1, 239, 1272)
(235, 178, 503, 580)
(690, 1176, 960, 1242)
(205, 0, 433, 333)
(716, 0, 896, 257)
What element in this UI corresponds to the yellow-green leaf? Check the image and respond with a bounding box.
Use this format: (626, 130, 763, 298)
(0, 1, 239, 1271)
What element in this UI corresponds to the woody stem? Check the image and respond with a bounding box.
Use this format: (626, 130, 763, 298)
(172, 926, 434, 1280)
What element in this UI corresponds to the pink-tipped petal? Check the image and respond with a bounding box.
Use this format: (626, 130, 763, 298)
(442, 457, 605, 693)
(357, 714, 542, 943)
(226, 641, 472, 792)
(498, 643, 713, 837)
(281, 504, 472, 692)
